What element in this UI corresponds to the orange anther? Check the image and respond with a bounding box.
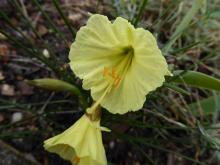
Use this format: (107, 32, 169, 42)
(111, 68, 116, 78)
(103, 67, 109, 77)
(103, 67, 121, 87)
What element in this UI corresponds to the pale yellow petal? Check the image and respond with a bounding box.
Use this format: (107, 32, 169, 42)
(69, 15, 131, 93)
(44, 115, 107, 165)
(69, 15, 171, 114)
(85, 14, 118, 45)
(112, 17, 134, 45)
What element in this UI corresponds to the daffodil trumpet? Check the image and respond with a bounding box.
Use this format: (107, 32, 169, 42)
(44, 106, 108, 165)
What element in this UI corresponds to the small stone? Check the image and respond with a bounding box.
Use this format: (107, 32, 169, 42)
(0, 71, 4, 80)
(109, 141, 115, 149)
(0, 33, 6, 40)
(37, 25, 48, 36)
(1, 84, 15, 96)
(68, 13, 82, 23)
(11, 112, 23, 123)
(42, 49, 50, 58)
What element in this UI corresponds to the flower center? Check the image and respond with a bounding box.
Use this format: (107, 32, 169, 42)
(122, 46, 134, 56)
(86, 45, 134, 113)
(102, 67, 121, 87)
(102, 46, 134, 88)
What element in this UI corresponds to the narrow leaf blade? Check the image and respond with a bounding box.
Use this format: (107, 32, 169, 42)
(163, 0, 205, 53)
(172, 70, 220, 91)
(189, 94, 220, 116)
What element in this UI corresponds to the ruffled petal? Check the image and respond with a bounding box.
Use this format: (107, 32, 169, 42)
(69, 14, 130, 92)
(69, 14, 171, 114)
(112, 17, 134, 45)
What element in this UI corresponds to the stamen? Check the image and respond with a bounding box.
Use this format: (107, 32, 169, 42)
(103, 67, 109, 77)
(102, 67, 121, 87)
(111, 68, 116, 78)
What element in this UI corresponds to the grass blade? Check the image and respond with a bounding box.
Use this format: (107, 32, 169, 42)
(31, 0, 69, 46)
(9, 0, 58, 58)
(52, 0, 76, 38)
(132, 0, 148, 26)
(114, 132, 206, 165)
(189, 94, 220, 116)
(163, 0, 205, 53)
(164, 82, 190, 95)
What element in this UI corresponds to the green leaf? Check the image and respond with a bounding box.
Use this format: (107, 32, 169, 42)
(163, 0, 206, 53)
(132, 0, 148, 26)
(189, 94, 220, 116)
(172, 70, 220, 91)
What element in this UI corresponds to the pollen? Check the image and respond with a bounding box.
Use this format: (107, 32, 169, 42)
(103, 67, 121, 87)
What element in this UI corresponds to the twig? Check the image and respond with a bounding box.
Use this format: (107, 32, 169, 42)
(38, 92, 55, 114)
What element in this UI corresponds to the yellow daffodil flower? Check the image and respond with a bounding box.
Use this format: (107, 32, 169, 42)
(44, 108, 107, 165)
(69, 14, 172, 114)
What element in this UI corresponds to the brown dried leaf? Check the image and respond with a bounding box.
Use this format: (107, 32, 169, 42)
(37, 25, 48, 36)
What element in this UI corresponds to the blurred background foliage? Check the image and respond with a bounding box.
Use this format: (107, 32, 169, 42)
(0, 0, 220, 164)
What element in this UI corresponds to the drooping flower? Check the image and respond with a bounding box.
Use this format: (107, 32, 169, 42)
(69, 14, 172, 114)
(44, 108, 107, 165)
